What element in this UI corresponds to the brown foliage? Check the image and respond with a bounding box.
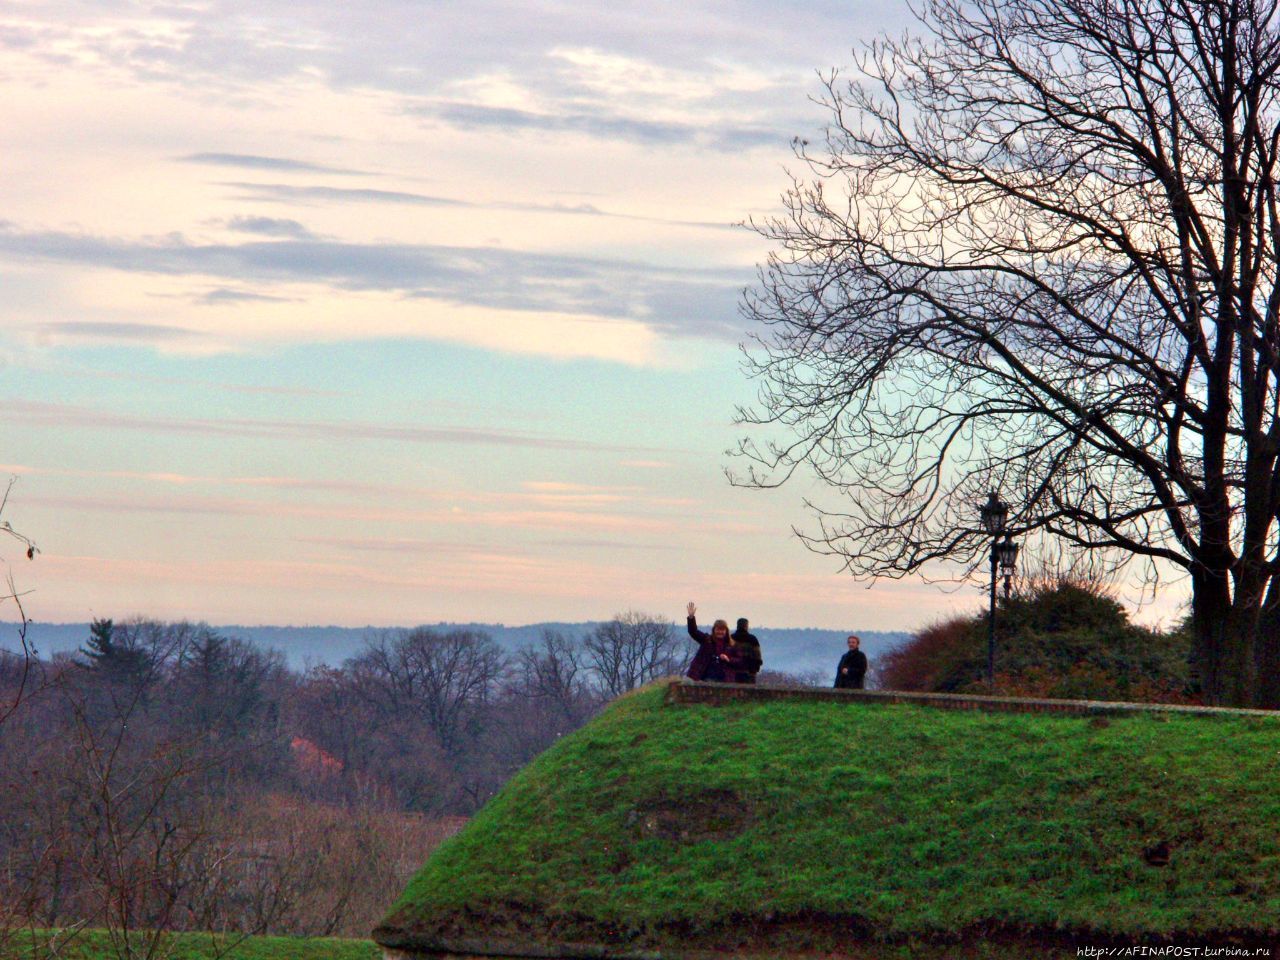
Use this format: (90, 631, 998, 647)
(202, 794, 465, 937)
(878, 617, 975, 692)
(1, 611, 683, 946)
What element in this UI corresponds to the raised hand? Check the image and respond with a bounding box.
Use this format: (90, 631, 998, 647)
(687, 601, 696, 618)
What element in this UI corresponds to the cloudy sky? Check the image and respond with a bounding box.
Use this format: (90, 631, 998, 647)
(0, 0, 1170, 632)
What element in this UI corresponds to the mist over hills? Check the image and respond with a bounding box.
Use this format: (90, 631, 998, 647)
(2, 620, 909, 679)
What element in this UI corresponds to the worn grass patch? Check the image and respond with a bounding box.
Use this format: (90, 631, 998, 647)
(6, 929, 380, 960)
(377, 683, 1280, 953)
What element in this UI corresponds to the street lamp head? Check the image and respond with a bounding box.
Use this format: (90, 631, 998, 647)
(996, 534, 1019, 574)
(980, 491, 1008, 536)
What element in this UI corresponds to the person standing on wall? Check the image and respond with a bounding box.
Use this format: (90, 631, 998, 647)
(729, 618, 762, 684)
(686, 601, 734, 682)
(835, 635, 868, 690)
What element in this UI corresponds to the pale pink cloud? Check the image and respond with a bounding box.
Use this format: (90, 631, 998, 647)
(521, 480, 643, 493)
(0, 399, 669, 454)
(11, 466, 706, 524)
(36, 547, 667, 622)
(295, 536, 501, 555)
(21, 492, 684, 535)
(0, 463, 404, 497)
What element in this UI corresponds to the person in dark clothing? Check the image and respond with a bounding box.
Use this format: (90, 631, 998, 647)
(728, 618, 763, 684)
(835, 635, 868, 689)
(686, 601, 733, 682)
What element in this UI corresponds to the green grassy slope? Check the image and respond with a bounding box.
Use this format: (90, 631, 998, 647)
(7, 931, 379, 960)
(377, 683, 1280, 955)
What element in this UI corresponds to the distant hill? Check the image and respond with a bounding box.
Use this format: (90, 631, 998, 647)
(0, 620, 907, 680)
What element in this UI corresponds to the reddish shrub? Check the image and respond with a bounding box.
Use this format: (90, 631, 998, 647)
(290, 736, 343, 778)
(882, 581, 1198, 704)
(878, 616, 978, 691)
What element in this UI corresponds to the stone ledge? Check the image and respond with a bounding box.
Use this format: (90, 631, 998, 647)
(665, 678, 1280, 719)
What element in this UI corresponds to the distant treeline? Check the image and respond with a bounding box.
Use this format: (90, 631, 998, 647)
(1, 620, 908, 674)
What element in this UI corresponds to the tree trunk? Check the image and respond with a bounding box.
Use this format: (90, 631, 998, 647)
(1195, 571, 1268, 707)
(1192, 570, 1228, 704)
(1254, 583, 1280, 709)
(1217, 610, 1258, 707)
(1254, 627, 1280, 709)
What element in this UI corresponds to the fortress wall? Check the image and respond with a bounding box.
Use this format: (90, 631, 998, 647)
(666, 678, 1280, 719)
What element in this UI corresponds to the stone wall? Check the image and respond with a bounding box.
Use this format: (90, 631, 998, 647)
(665, 678, 1280, 720)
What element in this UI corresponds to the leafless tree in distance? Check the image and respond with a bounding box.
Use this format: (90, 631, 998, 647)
(585, 611, 684, 697)
(352, 628, 506, 757)
(515, 629, 598, 725)
(735, 0, 1280, 706)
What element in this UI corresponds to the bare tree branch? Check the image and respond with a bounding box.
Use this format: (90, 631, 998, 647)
(734, 0, 1280, 706)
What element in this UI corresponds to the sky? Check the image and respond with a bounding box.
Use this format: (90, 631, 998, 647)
(0, 0, 1185, 631)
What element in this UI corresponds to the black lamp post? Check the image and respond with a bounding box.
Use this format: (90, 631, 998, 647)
(996, 534, 1019, 599)
(979, 492, 1009, 688)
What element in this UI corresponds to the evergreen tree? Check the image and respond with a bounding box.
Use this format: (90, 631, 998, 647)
(81, 617, 153, 688)
(81, 618, 115, 665)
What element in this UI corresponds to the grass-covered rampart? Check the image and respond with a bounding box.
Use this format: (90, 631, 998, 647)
(376, 682, 1280, 957)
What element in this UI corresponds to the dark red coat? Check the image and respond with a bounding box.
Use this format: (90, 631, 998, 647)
(686, 616, 729, 682)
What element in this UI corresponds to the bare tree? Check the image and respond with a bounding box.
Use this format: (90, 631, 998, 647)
(0, 477, 38, 729)
(0, 481, 42, 960)
(483, 631, 605, 781)
(736, 0, 1280, 706)
(351, 628, 505, 757)
(59, 622, 230, 960)
(584, 611, 684, 697)
(1, 622, 294, 960)
(289, 665, 375, 788)
(514, 630, 598, 725)
(0, 615, 511, 944)
(0, 621, 36, 732)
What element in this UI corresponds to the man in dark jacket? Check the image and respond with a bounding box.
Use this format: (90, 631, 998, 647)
(835, 635, 868, 689)
(729, 618, 763, 684)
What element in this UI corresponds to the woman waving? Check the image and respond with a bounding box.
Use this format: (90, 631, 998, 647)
(685, 601, 734, 682)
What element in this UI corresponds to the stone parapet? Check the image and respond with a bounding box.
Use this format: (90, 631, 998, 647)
(665, 678, 1280, 719)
